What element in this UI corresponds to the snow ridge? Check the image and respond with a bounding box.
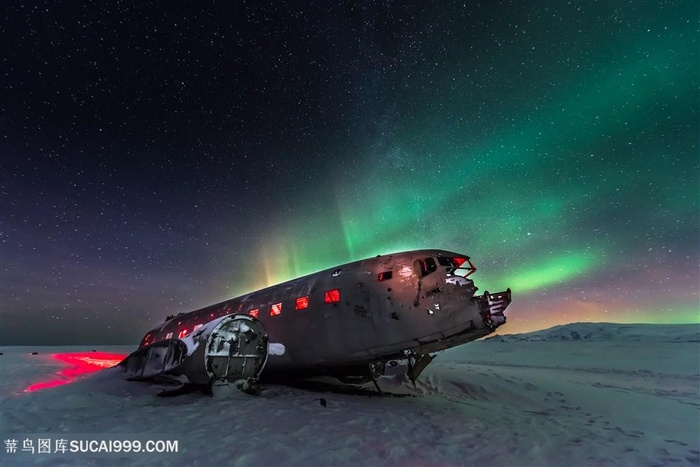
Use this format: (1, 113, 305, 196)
(486, 322, 700, 343)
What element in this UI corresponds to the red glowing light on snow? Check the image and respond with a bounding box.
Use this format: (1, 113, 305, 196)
(24, 352, 127, 393)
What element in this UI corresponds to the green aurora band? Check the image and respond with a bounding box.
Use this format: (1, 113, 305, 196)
(245, 2, 697, 327)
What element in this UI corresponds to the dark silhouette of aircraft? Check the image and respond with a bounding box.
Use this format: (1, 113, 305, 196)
(120, 249, 511, 394)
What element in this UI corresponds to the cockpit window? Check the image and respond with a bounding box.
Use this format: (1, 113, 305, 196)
(439, 256, 477, 278)
(424, 258, 437, 275)
(415, 258, 437, 277)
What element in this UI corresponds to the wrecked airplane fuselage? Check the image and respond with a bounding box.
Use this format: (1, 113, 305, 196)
(120, 249, 511, 393)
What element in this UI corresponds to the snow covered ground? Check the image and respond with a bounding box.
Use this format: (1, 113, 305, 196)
(1, 323, 698, 466)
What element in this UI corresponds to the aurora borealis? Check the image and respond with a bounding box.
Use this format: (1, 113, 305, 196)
(1, 1, 698, 344)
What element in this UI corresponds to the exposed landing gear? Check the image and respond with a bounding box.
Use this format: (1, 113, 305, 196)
(376, 351, 437, 391)
(368, 360, 384, 394)
(406, 352, 436, 385)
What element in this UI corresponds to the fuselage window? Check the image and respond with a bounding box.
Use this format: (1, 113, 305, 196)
(270, 303, 283, 316)
(324, 289, 341, 304)
(296, 296, 309, 310)
(378, 271, 393, 281)
(142, 333, 153, 347)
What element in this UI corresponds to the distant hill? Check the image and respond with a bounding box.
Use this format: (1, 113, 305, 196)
(485, 322, 700, 343)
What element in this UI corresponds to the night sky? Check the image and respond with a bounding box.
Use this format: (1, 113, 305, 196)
(1, 1, 698, 345)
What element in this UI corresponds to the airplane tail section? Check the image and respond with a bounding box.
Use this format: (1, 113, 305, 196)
(119, 315, 269, 393)
(120, 339, 188, 380)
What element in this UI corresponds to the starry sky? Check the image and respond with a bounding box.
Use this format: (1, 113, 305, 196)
(1, 1, 698, 345)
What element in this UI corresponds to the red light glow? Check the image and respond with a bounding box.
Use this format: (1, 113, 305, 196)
(141, 333, 153, 347)
(295, 296, 309, 310)
(24, 352, 128, 393)
(270, 303, 282, 316)
(249, 309, 259, 318)
(324, 289, 341, 304)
